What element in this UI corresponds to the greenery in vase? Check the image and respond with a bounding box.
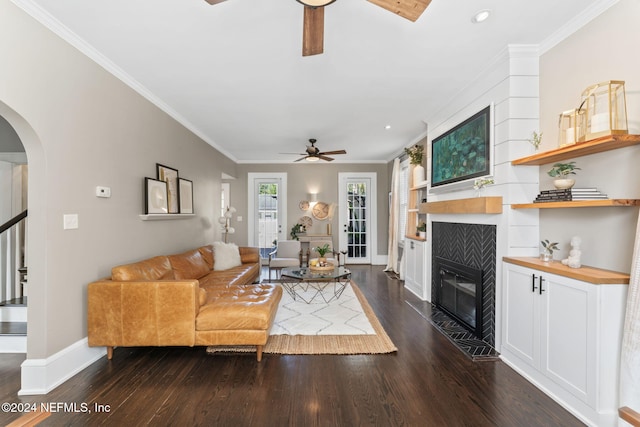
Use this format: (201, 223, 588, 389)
(528, 131, 543, 150)
(314, 243, 331, 257)
(417, 221, 426, 233)
(541, 239, 559, 255)
(547, 161, 580, 178)
(404, 144, 424, 165)
(473, 177, 494, 190)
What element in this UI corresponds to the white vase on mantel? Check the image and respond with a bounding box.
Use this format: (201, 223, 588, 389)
(413, 164, 425, 186)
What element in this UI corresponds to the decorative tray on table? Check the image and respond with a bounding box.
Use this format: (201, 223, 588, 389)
(309, 264, 335, 272)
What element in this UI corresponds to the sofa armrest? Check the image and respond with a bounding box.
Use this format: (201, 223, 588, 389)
(239, 246, 260, 264)
(87, 279, 199, 348)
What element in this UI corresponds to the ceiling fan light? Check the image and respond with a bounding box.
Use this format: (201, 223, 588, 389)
(306, 156, 320, 162)
(296, 0, 336, 7)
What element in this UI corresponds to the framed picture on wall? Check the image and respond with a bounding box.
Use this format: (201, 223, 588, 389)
(431, 105, 491, 188)
(145, 177, 168, 214)
(178, 178, 194, 214)
(156, 163, 179, 213)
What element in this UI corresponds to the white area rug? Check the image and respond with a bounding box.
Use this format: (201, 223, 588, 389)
(272, 282, 375, 335)
(206, 281, 397, 355)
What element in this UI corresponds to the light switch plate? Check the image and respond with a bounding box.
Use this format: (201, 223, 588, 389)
(236, 216, 243, 222)
(63, 214, 78, 230)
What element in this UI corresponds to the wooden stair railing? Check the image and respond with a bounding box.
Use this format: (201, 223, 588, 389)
(620, 406, 640, 426)
(0, 209, 27, 235)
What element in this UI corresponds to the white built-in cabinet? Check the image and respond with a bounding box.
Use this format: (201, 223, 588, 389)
(502, 259, 628, 427)
(404, 238, 429, 301)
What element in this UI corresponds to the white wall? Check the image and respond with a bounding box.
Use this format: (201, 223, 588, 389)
(539, 0, 640, 272)
(0, 0, 237, 364)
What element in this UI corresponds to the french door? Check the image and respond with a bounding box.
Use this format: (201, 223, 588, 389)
(248, 173, 287, 261)
(338, 173, 376, 264)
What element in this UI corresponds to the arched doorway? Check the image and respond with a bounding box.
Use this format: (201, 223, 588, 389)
(0, 100, 47, 372)
(0, 114, 28, 352)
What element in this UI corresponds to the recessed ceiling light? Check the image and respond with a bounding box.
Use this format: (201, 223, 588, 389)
(385, 125, 392, 130)
(472, 9, 491, 24)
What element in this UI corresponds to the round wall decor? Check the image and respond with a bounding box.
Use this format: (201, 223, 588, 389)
(299, 200, 310, 211)
(312, 202, 329, 220)
(300, 215, 313, 228)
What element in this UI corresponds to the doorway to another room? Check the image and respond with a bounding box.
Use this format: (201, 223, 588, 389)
(248, 173, 287, 261)
(338, 173, 377, 265)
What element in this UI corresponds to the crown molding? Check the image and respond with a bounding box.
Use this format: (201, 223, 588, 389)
(10, 0, 239, 163)
(539, 0, 620, 55)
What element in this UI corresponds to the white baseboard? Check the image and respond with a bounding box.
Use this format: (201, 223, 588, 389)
(19, 337, 106, 395)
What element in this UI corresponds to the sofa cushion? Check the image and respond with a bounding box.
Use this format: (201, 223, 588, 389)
(168, 249, 210, 280)
(112, 256, 174, 281)
(199, 264, 261, 289)
(213, 242, 242, 270)
(198, 245, 214, 270)
(196, 283, 282, 331)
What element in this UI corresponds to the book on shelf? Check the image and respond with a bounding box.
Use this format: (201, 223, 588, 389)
(534, 187, 609, 202)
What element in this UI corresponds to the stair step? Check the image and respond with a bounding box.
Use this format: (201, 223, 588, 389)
(0, 322, 26, 336)
(0, 334, 27, 353)
(0, 306, 27, 322)
(0, 296, 27, 307)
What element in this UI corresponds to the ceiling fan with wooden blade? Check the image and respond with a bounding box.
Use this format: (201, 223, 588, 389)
(203, 0, 432, 56)
(284, 139, 347, 162)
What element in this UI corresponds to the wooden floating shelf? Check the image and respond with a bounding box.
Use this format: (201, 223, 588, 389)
(503, 256, 630, 285)
(406, 235, 426, 242)
(420, 196, 502, 214)
(512, 134, 640, 166)
(511, 199, 640, 209)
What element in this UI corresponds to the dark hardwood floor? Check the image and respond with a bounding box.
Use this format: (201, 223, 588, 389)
(0, 266, 583, 426)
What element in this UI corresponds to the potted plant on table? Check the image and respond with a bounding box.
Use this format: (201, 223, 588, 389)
(416, 221, 426, 239)
(548, 161, 580, 189)
(313, 243, 331, 264)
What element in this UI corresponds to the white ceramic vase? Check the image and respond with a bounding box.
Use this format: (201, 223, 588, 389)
(553, 178, 575, 190)
(413, 164, 425, 185)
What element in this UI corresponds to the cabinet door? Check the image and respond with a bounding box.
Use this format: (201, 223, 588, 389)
(540, 273, 596, 405)
(502, 264, 539, 368)
(404, 240, 426, 300)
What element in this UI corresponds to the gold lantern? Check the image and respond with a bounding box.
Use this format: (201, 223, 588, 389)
(581, 80, 628, 140)
(558, 108, 586, 147)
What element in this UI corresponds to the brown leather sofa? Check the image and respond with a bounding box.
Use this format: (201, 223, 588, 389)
(87, 245, 282, 361)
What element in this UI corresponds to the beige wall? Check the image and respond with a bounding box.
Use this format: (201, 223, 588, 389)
(539, 0, 640, 272)
(234, 163, 389, 260)
(0, 0, 236, 358)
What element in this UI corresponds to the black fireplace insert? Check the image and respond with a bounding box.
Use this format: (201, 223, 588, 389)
(434, 256, 483, 338)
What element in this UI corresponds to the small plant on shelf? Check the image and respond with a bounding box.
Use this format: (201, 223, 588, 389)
(540, 239, 559, 262)
(416, 221, 426, 238)
(290, 223, 304, 241)
(548, 161, 580, 190)
(547, 161, 580, 178)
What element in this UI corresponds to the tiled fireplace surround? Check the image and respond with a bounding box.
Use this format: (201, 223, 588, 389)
(431, 222, 497, 346)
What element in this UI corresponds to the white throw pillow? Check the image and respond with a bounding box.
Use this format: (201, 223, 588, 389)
(212, 242, 242, 271)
